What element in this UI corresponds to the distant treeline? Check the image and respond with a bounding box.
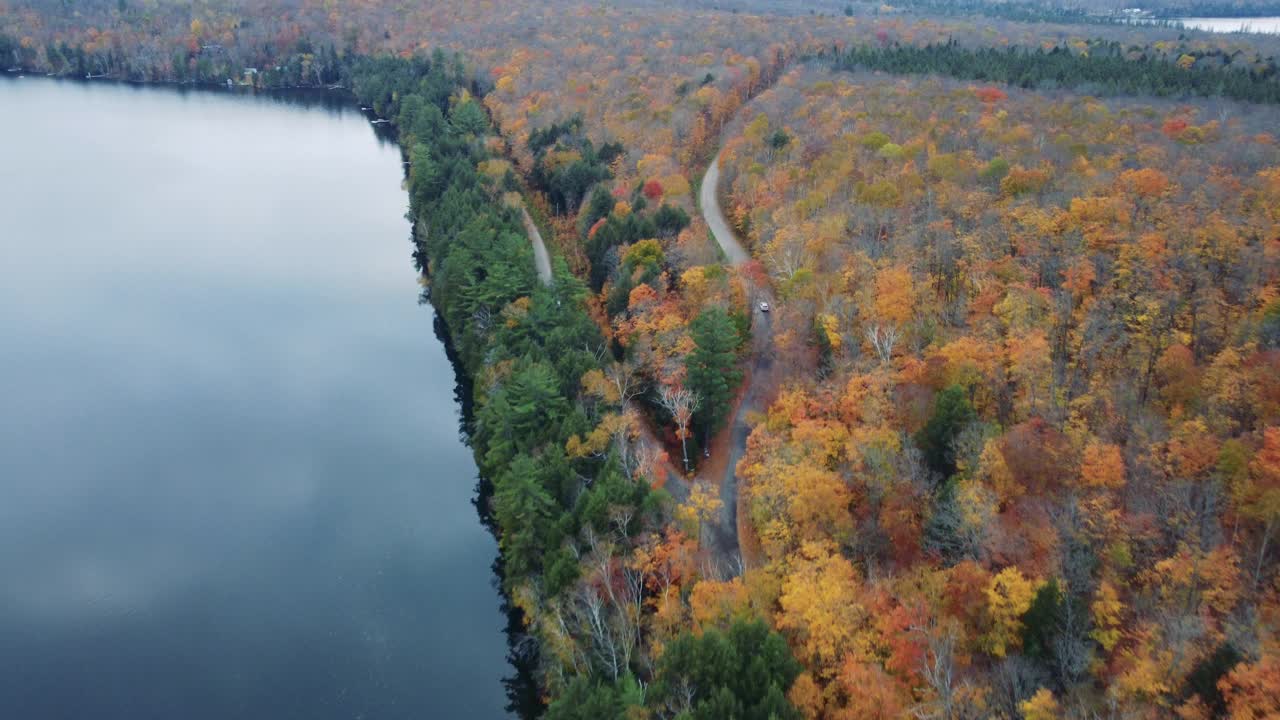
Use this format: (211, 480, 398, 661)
(853, 0, 1280, 22)
(0, 29, 346, 87)
(0, 33, 17, 68)
(834, 39, 1280, 104)
(1148, 0, 1280, 17)
(848, 0, 1132, 25)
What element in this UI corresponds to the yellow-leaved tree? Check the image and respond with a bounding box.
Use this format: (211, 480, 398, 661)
(777, 541, 870, 675)
(982, 566, 1040, 657)
(1089, 580, 1124, 653)
(1020, 688, 1059, 720)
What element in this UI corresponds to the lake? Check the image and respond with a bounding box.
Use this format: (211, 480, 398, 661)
(1175, 16, 1280, 33)
(0, 77, 515, 719)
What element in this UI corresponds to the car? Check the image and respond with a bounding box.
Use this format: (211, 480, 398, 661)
(759, 301, 770, 312)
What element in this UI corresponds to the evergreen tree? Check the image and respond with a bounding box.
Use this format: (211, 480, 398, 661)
(544, 677, 627, 720)
(915, 384, 976, 480)
(653, 203, 691, 237)
(686, 307, 743, 437)
(1020, 579, 1064, 662)
(491, 455, 559, 579)
(649, 619, 801, 720)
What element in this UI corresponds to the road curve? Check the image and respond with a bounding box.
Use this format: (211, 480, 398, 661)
(700, 156, 751, 265)
(521, 207, 553, 286)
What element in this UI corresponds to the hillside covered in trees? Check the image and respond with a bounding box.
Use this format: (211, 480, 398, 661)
(5, 0, 1279, 717)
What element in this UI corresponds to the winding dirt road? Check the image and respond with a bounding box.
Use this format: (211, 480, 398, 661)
(698, 152, 775, 576)
(521, 207, 553, 286)
(699, 157, 751, 264)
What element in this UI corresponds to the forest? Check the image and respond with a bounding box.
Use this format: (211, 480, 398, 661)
(4, 0, 1279, 717)
(834, 40, 1280, 104)
(716, 62, 1279, 718)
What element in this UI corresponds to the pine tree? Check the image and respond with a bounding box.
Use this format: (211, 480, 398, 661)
(914, 384, 976, 480)
(686, 307, 743, 437)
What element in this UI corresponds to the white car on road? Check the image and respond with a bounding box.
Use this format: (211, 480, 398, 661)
(759, 301, 770, 312)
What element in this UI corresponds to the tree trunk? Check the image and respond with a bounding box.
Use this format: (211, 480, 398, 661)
(1255, 516, 1275, 590)
(680, 429, 690, 474)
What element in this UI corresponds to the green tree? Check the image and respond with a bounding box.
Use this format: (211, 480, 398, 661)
(686, 307, 743, 437)
(915, 384, 976, 479)
(476, 361, 571, 476)
(450, 97, 488, 136)
(583, 186, 615, 231)
(1020, 579, 1063, 662)
(408, 143, 444, 207)
(545, 677, 627, 720)
(492, 455, 559, 579)
(653, 203, 691, 237)
(980, 156, 1011, 184)
(649, 619, 801, 720)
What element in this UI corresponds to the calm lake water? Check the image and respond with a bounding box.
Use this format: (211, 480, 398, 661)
(1176, 16, 1280, 33)
(0, 77, 513, 719)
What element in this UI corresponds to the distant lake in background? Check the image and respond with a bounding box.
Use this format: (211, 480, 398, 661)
(1174, 16, 1280, 33)
(0, 76, 515, 719)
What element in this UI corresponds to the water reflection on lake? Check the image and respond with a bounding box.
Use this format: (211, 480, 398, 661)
(0, 77, 513, 719)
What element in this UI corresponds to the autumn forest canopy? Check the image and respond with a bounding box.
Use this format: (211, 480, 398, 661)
(5, 0, 1279, 717)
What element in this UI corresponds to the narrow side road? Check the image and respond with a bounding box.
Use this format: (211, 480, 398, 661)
(699, 157, 751, 264)
(521, 206, 553, 286)
(698, 151, 776, 576)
